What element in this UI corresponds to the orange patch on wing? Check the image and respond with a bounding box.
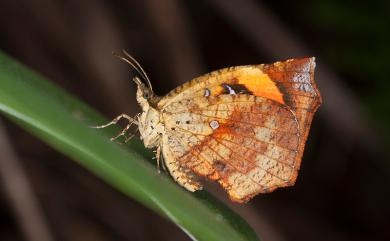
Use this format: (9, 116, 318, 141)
(236, 68, 285, 104)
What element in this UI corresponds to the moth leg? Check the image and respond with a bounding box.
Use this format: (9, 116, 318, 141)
(156, 146, 161, 173)
(92, 114, 138, 129)
(110, 121, 135, 142)
(92, 114, 139, 143)
(124, 133, 136, 143)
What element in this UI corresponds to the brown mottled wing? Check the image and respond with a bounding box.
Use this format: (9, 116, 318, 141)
(259, 58, 322, 173)
(162, 94, 300, 202)
(159, 58, 321, 202)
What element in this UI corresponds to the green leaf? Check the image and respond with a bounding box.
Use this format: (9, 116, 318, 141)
(0, 51, 259, 241)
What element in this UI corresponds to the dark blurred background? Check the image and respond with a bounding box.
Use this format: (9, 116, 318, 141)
(0, 1, 389, 241)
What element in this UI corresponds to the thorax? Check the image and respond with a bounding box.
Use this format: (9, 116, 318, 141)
(138, 106, 164, 148)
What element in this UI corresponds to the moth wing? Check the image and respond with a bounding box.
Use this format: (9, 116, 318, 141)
(159, 58, 321, 202)
(157, 58, 321, 109)
(159, 57, 321, 175)
(259, 58, 322, 170)
(162, 94, 300, 202)
(157, 63, 286, 109)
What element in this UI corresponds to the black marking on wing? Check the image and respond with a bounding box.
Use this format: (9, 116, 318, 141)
(221, 83, 253, 95)
(274, 81, 294, 108)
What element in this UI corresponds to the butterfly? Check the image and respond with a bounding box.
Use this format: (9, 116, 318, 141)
(95, 50, 322, 203)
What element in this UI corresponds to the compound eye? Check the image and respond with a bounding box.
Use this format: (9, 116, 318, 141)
(143, 91, 150, 99)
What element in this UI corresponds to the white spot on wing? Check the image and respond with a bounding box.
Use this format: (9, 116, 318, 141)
(209, 120, 220, 130)
(223, 84, 236, 94)
(204, 88, 211, 97)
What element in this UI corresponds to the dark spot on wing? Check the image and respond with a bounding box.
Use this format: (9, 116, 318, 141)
(275, 81, 293, 107)
(213, 160, 227, 172)
(221, 83, 253, 95)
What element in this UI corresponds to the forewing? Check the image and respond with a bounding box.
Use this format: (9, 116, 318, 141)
(157, 65, 286, 109)
(158, 58, 321, 109)
(162, 94, 300, 202)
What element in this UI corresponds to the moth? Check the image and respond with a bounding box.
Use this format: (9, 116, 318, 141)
(96, 51, 322, 203)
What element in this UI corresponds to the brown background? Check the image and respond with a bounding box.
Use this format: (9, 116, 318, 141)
(0, 1, 389, 241)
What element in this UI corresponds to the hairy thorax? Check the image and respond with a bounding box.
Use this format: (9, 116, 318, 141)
(138, 106, 164, 148)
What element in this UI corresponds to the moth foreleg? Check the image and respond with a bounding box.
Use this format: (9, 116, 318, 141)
(92, 113, 139, 143)
(110, 121, 134, 142)
(92, 114, 138, 129)
(156, 146, 161, 174)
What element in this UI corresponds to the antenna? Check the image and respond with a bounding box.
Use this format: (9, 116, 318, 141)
(112, 50, 153, 91)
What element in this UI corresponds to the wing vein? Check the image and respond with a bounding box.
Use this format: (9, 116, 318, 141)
(167, 129, 267, 189)
(177, 127, 296, 168)
(211, 136, 289, 183)
(167, 112, 297, 135)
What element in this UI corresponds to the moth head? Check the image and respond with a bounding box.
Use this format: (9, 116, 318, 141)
(133, 76, 154, 106)
(112, 50, 154, 108)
